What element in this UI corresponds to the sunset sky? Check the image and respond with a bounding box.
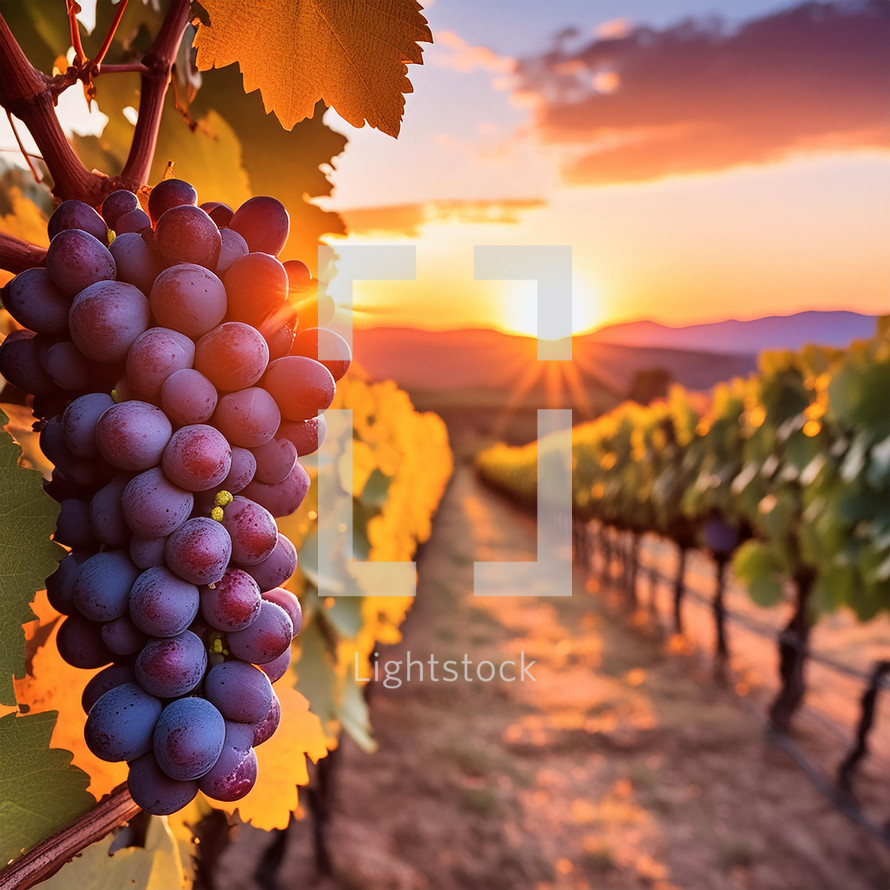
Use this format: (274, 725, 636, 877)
(320, 0, 890, 337)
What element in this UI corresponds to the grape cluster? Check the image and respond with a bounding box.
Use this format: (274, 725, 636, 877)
(0, 181, 351, 815)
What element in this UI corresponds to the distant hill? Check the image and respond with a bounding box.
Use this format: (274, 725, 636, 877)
(588, 310, 879, 354)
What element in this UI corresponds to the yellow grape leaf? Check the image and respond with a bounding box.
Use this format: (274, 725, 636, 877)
(212, 685, 327, 830)
(193, 0, 432, 136)
(39, 814, 190, 890)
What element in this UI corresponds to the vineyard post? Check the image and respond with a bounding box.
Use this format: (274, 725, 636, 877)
(648, 565, 659, 616)
(628, 530, 641, 607)
(672, 545, 688, 635)
(712, 556, 730, 676)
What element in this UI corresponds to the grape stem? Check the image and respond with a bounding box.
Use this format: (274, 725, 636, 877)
(0, 232, 47, 274)
(0, 784, 140, 890)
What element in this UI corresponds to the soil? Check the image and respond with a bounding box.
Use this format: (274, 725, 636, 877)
(214, 461, 890, 890)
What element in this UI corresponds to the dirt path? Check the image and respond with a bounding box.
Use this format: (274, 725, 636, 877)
(216, 463, 890, 890)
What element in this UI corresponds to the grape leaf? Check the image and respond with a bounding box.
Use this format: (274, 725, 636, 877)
(193, 0, 433, 137)
(0, 712, 95, 865)
(0, 409, 64, 705)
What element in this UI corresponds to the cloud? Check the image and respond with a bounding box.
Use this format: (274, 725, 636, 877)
(511, 0, 890, 185)
(435, 30, 515, 75)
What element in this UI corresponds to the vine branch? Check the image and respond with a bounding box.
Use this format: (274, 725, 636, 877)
(0, 785, 140, 890)
(0, 233, 48, 274)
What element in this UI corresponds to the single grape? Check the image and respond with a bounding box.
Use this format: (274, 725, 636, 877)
(165, 517, 232, 585)
(215, 227, 249, 274)
(48, 199, 108, 244)
(252, 693, 281, 745)
(153, 696, 225, 780)
(258, 645, 291, 683)
(130, 534, 168, 569)
(96, 400, 172, 471)
(110, 232, 161, 295)
(148, 178, 198, 225)
(261, 588, 302, 636)
(155, 204, 221, 268)
(2, 267, 70, 334)
(127, 752, 199, 815)
(0, 329, 56, 395)
(73, 549, 140, 622)
(126, 327, 196, 401)
(85, 683, 163, 761)
(198, 725, 257, 802)
(227, 600, 293, 664)
(284, 259, 311, 290)
(100, 614, 147, 656)
(250, 437, 297, 485)
(221, 446, 256, 494)
(44, 469, 94, 503)
(55, 499, 99, 550)
(46, 228, 116, 296)
(261, 356, 335, 422)
(46, 551, 88, 615)
(194, 322, 270, 391)
(278, 415, 327, 457)
(81, 662, 136, 713)
(150, 264, 227, 338)
(295, 292, 336, 331)
(213, 387, 280, 448)
(43, 341, 90, 391)
(61, 392, 114, 459)
(101, 189, 140, 228)
(136, 630, 207, 698)
(69, 280, 151, 362)
(89, 475, 131, 547)
(204, 661, 273, 724)
(221, 495, 278, 565)
(130, 567, 200, 638)
(200, 568, 261, 632)
(122, 467, 194, 537)
(160, 368, 218, 426)
(229, 196, 289, 256)
(292, 328, 352, 382)
(224, 252, 288, 323)
(115, 208, 152, 235)
(200, 201, 234, 226)
(241, 460, 310, 518)
(56, 613, 111, 669)
(257, 306, 298, 360)
(161, 424, 232, 491)
(245, 534, 297, 592)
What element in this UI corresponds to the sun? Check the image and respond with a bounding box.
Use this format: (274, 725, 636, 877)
(498, 279, 603, 339)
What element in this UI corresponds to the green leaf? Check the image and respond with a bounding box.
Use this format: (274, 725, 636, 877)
(359, 468, 391, 510)
(0, 712, 94, 864)
(294, 618, 340, 732)
(338, 674, 377, 754)
(732, 540, 784, 607)
(0, 410, 64, 705)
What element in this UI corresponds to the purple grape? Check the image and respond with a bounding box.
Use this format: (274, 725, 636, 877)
(82, 662, 136, 713)
(241, 460, 310, 518)
(72, 550, 140, 622)
(278, 415, 326, 457)
(200, 201, 234, 226)
(148, 178, 197, 225)
(213, 387, 280, 448)
(204, 661, 273, 724)
(46, 228, 116, 296)
(252, 693, 280, 745)
(224, 252, 288, 324)
(101, 190, 140, 228)
(56, 613, 111, 668)
(128, 752, 199, 815)
(69, 280, 150, 362)
(155, 205, 221, 268)
(110, 232, 161, 295)
(284, 259, 311, 289)
(122, 467, 194, 537)
(221, 446, 256, 494)
(165, 517, 232, 585)
(261, 588, 302, 635)
(160, 368, 218, 426)
(250, 437, 297, 485)
(61, 393, 115, 459)
(258, 645, 291, 683)
(215, 227, 248, 274)
(130, 534, 168, 569)
(0, 329, 56, 395)
(292, 328, 352, 382)
(198, 723, 257, 801)
(200, 568, 261, 632)
(150, 264, 227, 338)
(95, 400, 172, 471)
(89, 475, 131, 547)
(126, 327, 195, 402)
(2, 267, 70, 334)
(100, 614, 147, 656)
(129, 567, 199, 637)
(43, 341, 90, 391)
(245, 534, 297, 592)
(258, 306, 297, 360)
(195, 322, 269, 392)
(85, 683, 162, 761)
(221, 496, 277, 565)
(161, 424, 232, 491)
(55, 499, 98, 550)
(262, 356, 335, 422)
(230, 196, 289, 256)
(48, 200, 108, 244)
(227, 601, 293, 664)
(115, 208, 151, 235)
(153, 697, 225, 780)
(136, 631, 207, 698)
(46, 551, 88, 615)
